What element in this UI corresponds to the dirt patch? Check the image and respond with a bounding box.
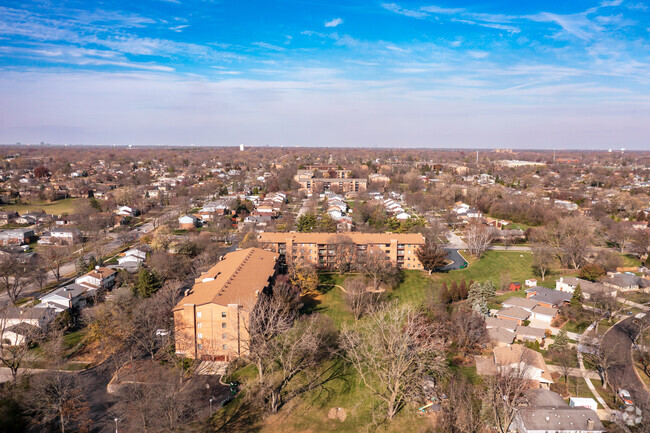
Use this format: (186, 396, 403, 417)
(327, 407, 347, 422)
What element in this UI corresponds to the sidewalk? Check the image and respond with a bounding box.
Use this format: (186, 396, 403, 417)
(546, 365, 600, 380)
(577, 322, 612, 416)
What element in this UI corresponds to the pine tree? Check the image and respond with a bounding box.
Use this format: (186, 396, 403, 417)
(553, 329, 569, 349)
(570, 285, 583, 308)
(134, 268, 160, 298)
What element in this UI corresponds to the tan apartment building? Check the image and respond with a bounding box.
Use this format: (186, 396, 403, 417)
(172, 248, 278, 361)
(295, 176, 367, 194)
(258, 232, 425, 270)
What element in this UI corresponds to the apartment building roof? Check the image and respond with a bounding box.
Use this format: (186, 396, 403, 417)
(258, 231, 425, 245)
(173, 248, 277, 311)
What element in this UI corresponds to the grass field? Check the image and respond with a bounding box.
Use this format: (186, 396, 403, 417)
(0, 198, 82, 215)
(311, 250, 538, 328)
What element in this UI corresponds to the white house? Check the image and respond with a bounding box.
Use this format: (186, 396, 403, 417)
(530, 305, 558, 324)
(75, 267, 116, 292)
(178, 214, 200, 229)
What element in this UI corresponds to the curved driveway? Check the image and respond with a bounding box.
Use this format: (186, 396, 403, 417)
(440, 248, 466, 271)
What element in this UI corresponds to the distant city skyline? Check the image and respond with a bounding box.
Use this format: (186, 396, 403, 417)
(1, 0, 649, 149)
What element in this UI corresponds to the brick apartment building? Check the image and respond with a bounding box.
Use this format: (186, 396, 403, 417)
(173, 248, 278, 361)
(258, 232, 425, 270)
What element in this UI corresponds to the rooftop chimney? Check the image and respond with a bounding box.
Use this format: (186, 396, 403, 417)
(95, 265, 100, 270)
(587, 419, 594, 429)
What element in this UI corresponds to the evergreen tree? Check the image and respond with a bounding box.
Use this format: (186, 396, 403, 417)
(134, 268, 160, 298)
(296, 213, 317, 232)
(570, 285, 583, 308)
(553, 329, 569, 349)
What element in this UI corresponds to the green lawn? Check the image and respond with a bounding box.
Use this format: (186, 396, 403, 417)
(620, 254, 642, 268)
(438, 250, 534, 287)
(0, 198, 82, 215)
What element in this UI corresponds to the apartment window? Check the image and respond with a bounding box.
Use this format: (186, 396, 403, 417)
(222, 323, 227, 328)
(197, 344, 203, 350)
(222, 333, 227, 339)
(196, 312, 202, 318)
(221, 312, 227, 318)
(222, 344, 228, 350)
(197, 333, 203, 339)
(197, 322, 202, 329)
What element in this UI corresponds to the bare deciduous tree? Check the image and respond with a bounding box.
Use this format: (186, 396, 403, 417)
(355, 246, 398, 291)
(0, 306, 40, 382)
(28, 372, 91, 433)
(531, 241, 555, 281)
(487, 349, 537, 433)
(41, 245, 70, 283)
(328, 234, 357, 273)
(262, 314, 337, 413)
(340, 302, 446, 421)
(450, 308, 486, 356)
(343, 277, 373, 320)
(0, 254, 34, 305)
(465, 222, 493, 258)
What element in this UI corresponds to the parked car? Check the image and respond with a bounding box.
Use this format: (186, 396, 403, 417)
(618, 389, 633, 406)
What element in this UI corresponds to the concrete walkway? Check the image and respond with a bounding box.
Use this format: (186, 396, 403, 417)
(546, 364, 600, 380)
(577, 322, 612, 417)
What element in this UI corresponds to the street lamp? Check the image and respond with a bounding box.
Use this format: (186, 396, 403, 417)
(209, 398, 213, 415)
(114, 417, 119, 433)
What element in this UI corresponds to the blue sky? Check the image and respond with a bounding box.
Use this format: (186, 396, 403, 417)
(0, 0, 649, 149)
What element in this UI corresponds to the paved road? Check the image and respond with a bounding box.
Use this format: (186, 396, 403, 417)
(603, 314, 650, 406)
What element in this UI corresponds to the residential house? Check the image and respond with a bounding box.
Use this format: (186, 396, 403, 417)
(75, 266, 116, 292)
(37, 284, 92, 313)
(603, 273, 645, 292)
(0, 228, 35, 245)
(525, 286, 571, 308)
(530, 305, 558, 324)
(513, 388, 604, 433)
(178, 214, 200, 229)
(37, 227, 81, 245)
(514, 326, 547, 343)
(0, 306, 57, 345)
(493, 345, 553, 388)
(172, 248, 278, 361)
(115, 247, 148, 271)
(0, 211, 18, 225)
(496, 307, 531, 325)
(555, 276, 616, 300)
(503, 297, 538, 312)
(116, 206, 138, 217)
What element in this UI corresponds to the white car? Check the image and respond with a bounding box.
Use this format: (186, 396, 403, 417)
(618, 389, 633, 406)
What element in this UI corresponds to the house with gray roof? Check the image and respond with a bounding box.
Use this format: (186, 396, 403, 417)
(503, 297, 539, 312)
(526, 286, 571, 308)
(513, 388, 605, 432)
(496, 306, 531, 325)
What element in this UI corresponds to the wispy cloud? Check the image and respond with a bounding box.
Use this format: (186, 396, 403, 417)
(324, 18, 343, 27)
(252, 42, 286, 51)
(381, 3, 428, 19)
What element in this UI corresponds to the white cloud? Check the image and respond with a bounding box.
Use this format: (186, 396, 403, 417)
(324, 18, 343, 28)
(381, 3, 428, 19)
(252, 42, 286, 51)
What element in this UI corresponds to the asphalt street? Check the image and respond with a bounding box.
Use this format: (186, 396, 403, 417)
(603, 314, 650, 407)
